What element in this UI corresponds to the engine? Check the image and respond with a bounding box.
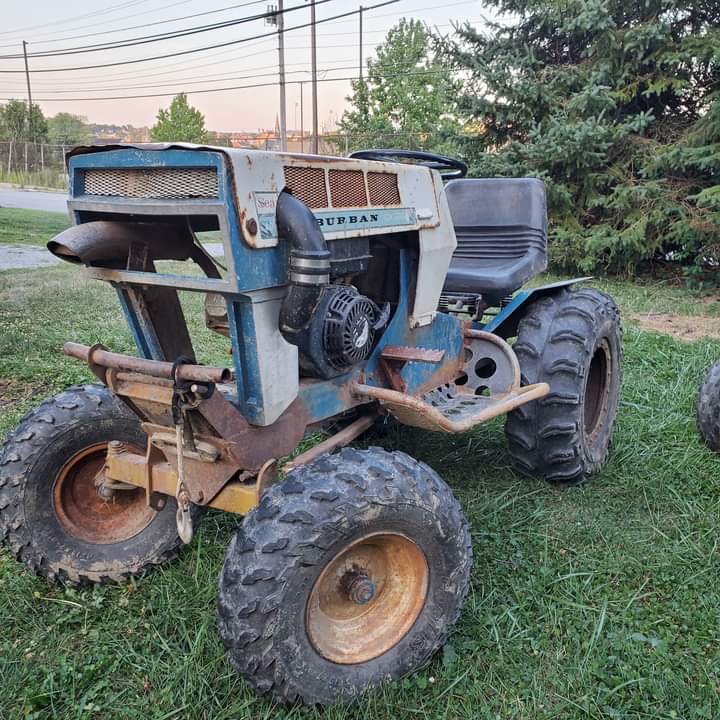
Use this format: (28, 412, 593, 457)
(275, 190, 388, 379)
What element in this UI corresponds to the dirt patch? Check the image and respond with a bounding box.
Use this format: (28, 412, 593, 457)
(0, 379, 49, 411)
(629, 313, 720, 342)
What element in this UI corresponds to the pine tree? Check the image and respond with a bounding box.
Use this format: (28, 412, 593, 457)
(444, 1, 720, 276)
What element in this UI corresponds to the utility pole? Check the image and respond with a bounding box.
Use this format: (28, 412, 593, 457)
(309, 0, 319, 153)
(267, 3, 288, 151)
(299, 81, 305, 153)
(22, 40, 33, 142)
(359, 6, 364, 80)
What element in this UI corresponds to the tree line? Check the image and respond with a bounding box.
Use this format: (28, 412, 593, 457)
(340, 7, 719, 280)
(2, 1, 717, 278)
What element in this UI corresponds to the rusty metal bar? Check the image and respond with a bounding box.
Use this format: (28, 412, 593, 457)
(105, 442, 258, 515)
(64, 342, 232, 384)
(381, 346, 445, 363)
(284, 413, 376, 473)
(350, 382, 549, 434)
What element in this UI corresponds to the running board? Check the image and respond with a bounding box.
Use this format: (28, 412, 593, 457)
(351, 381, 549, 433)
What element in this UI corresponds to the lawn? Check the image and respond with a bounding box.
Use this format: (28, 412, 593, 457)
(0, 208, 69, 247)
(2, 252, 720, 718)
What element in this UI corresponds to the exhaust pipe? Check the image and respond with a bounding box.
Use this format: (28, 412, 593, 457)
(276, 189, 331, 337)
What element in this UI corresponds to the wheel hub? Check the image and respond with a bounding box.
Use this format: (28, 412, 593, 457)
(305, 532, 428, 664)
(53, 442, 156, 544)
(584, 338, 612, 445)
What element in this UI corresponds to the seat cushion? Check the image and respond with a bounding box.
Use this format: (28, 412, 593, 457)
(442, 178, 548, 301)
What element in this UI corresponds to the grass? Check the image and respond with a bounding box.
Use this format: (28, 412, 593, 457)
(3, 263, 720, 719)
(0, 168, 68, 190)
(0, 208, 69, 247)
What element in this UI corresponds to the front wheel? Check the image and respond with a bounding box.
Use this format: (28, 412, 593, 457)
(217, 447, 472, 705)
(0, 384, 189, 584)
(505, 287, 623, 483)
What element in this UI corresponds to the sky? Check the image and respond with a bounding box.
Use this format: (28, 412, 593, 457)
(0, 0, 486, 133)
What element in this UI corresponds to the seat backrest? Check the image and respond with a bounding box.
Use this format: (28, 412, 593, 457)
(444, 178, 547, 236)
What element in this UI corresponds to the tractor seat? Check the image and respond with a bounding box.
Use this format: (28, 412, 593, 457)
(443, 178, 548, 302)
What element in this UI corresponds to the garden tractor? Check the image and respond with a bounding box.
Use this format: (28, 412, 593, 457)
(0, 145, 623, 704)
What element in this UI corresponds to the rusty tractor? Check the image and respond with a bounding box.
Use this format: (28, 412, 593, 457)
(0, 146, 623, 704)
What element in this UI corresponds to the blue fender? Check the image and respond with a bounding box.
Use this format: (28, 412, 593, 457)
(481, 277, 593, 338)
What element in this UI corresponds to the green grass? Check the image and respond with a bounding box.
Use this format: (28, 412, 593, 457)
(0, 207, 69, 247)
(2, 265, 720, 719)
(0, 168, 68, 190)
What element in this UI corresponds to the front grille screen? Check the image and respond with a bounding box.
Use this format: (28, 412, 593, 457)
(83, 167, 218, 199)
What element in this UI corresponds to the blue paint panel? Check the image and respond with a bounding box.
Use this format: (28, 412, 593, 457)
(69, 148, 288, 294)
(68, 147, 290, 408)
(298, 370, 362, 422)
(364, 249, 464, 394)
(115, 288, 159, 360)
(226, 298, 262, 422)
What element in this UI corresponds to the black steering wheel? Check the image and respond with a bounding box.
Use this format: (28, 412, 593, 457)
(349, 148, 468, 180)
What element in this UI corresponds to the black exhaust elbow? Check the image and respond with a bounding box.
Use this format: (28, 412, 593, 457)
(277, 189, 330, 335)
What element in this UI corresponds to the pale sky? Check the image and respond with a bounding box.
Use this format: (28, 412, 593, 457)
(0, 0, 485, 132)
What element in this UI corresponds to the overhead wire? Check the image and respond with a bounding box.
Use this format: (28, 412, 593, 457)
(0, 0, 268, 50)
(0, 0, 338, 60)
(0, 0, 399, 73)
(0, 68, 454, 102)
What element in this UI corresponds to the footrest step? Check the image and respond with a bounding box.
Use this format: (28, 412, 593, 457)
(352, 381, 549, 433)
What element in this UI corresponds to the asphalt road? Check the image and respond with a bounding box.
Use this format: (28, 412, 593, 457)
(0, 187, 68, 214)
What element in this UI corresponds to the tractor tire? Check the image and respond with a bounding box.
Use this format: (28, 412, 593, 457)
(504, 287, 623, 483)
(217, 446, 472, 705)
(697, 361, 720, 452)
(0, 384, 190, 584)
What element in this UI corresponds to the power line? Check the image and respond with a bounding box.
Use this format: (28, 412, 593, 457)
(0, 0, 268, 50)
(0, 0, 146, 36)
(0, 0, 336, 60)
(0, 0, 193, 39)
(0, 68, 451, 102)
(0, 0, 398, 73)
(0, 56, 453, 95)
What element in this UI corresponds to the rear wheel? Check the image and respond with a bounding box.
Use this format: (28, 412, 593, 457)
(0, 384, 188, 584)
(697, 361, 720, 452)
(505, 288, 623, 483)
(217, 447, 472, 705)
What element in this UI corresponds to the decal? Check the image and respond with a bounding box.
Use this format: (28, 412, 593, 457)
(253, 191, 417, 241)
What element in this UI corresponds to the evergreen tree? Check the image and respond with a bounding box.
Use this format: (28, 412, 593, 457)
(339, 19, 459, 153)
(445, 1, 720, 275)
(151, 93, 207, 143)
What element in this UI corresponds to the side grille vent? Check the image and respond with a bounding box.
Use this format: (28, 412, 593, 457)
(82, 167, 218, 199)
(367, 171, 401, 206)
(329, 169, 367, 207)
(283, 165, 401, 209)
(283, 166, 328, 208)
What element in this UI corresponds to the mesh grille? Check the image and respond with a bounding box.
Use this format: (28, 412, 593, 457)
(83, 167, 218, 199)
(283, 166, 328, 208)
(329, 169, 368, 207)
(367, 171, 401, 206)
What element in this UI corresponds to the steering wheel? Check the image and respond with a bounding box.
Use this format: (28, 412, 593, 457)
(349, 149, 468, 180)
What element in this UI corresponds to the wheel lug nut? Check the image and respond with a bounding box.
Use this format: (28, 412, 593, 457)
(348, 575, 376, 605)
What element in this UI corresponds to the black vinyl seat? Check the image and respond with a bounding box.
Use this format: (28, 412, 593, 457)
(442, 178, 548, 302)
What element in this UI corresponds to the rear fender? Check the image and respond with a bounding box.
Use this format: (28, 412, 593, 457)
(482, 277, 593, 339)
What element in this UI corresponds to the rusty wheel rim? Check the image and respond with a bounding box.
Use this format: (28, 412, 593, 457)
(306, 532, 429, 664)
(53, 442, 155, 544)
(584, 338, 612, 445)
